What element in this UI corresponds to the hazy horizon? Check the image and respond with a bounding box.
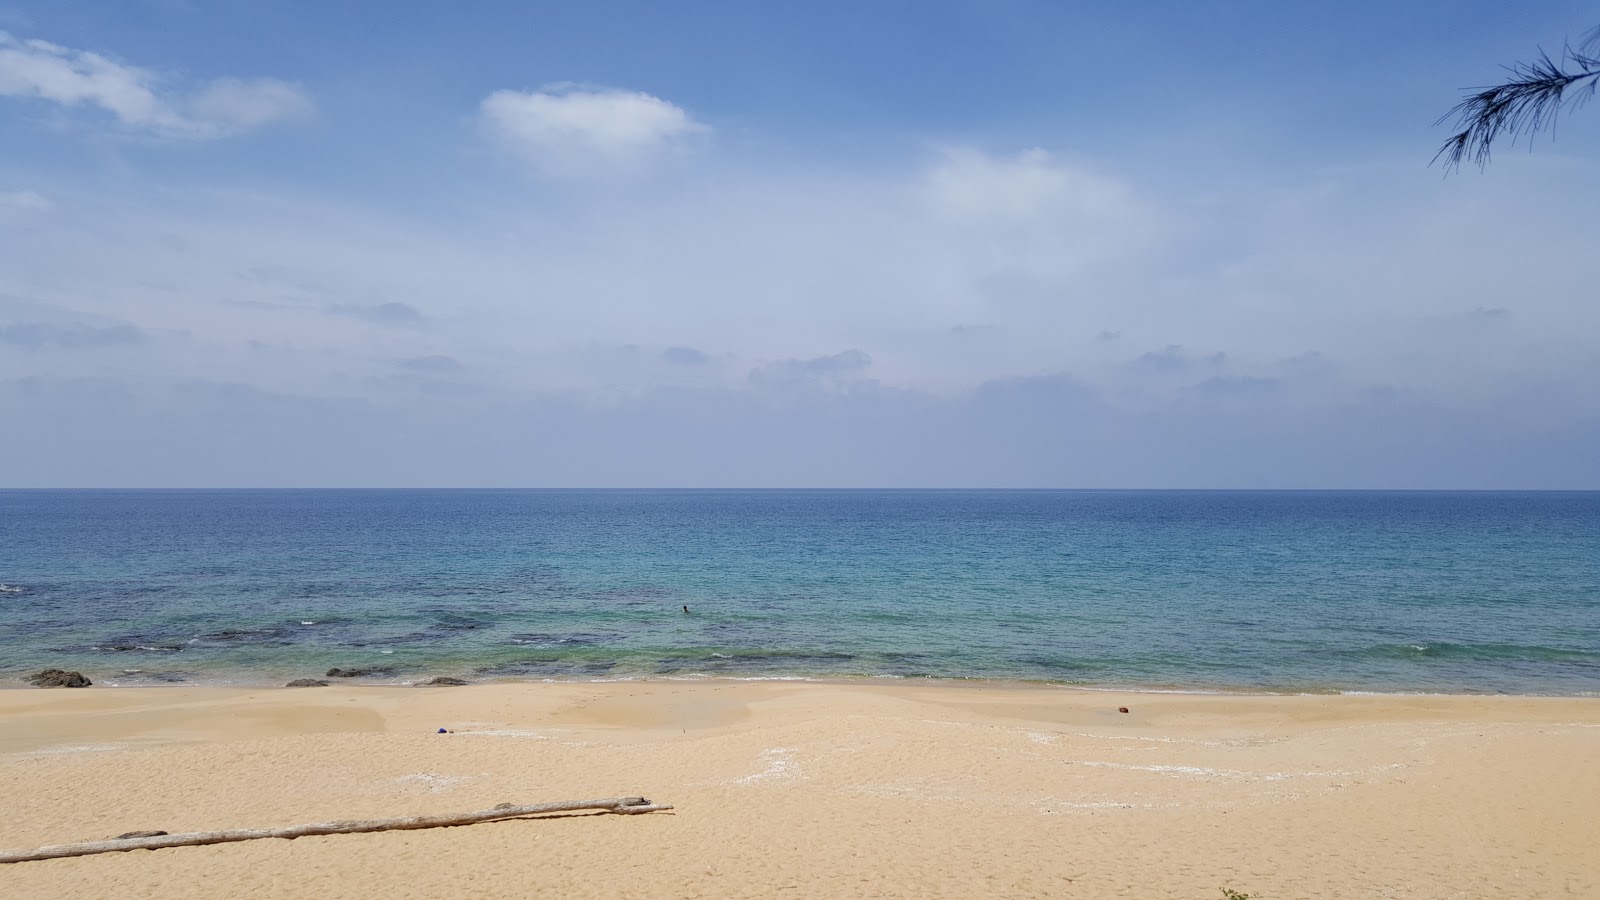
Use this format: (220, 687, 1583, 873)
(3, 2, 1597, 489)
(5, 487, 1598, 494)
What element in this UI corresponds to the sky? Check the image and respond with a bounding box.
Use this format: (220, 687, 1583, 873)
(1, 0, 1598, 488)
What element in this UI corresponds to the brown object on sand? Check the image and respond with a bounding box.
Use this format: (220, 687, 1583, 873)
(1118, 707, 1130, 713)
(25, 670, 91, 688)
(0, 797, 672, 865)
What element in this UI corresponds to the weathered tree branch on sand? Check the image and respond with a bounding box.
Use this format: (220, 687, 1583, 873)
(0, 796, 673, 864)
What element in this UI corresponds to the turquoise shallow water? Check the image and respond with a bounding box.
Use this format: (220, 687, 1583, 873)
(0, 489, 1596, 694)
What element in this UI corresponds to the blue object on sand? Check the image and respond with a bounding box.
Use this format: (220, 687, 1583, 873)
(437, 728, 447, 733)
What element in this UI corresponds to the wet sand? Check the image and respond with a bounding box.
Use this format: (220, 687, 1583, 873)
(1, 681, 1596, 898)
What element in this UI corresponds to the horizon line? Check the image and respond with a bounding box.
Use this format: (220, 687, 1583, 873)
(3, 487, 1597, 493)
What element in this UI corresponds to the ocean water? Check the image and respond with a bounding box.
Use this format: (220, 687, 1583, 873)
(0, 490, 1596, 695)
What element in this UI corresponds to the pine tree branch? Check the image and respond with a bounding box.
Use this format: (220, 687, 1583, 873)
(1434, 36, 1600, 172)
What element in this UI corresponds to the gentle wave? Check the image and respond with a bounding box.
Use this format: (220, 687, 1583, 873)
(1346, 642, 1600, 665)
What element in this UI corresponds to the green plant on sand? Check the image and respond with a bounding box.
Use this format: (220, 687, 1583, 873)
(1220, 889, 1252, 900)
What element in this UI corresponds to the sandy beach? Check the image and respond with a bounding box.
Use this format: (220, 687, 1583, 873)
(0, 681, 1595, 899)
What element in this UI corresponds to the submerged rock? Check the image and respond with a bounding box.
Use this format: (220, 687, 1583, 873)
(325, 667, 395, 678)
(27, 669, 92, 688)
(429, 620, 483, 631)
(417, 676, 469, 686)
(285, 678, 330, 687)
(203, 627, 291, 643)
(475, 658, 616, 678)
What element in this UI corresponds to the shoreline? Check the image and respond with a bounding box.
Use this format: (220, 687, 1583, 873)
(3, 680, 1596, 897)
(8, 669, 1599, 699)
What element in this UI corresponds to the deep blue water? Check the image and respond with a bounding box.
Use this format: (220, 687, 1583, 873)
(1, 490, 1596, 694)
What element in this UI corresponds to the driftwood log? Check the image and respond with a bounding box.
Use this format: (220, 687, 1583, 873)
(0, 796, 672, 865)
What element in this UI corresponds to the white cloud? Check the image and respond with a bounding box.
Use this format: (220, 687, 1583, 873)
(0, 31, 310, 138)
(910, 148, 1156, 333)
(925, 147, 1134, 224)
(179, 76, 312, 136)
(750, 349, 874, 389)
(2, 149, 1596, 443)
(480, 85, 706, 176)
(0, 189, 52, 212)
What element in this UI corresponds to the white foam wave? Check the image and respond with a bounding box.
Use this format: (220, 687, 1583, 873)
(1069, 684, 1240, 696)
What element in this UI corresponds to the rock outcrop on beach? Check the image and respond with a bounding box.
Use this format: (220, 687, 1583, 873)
(418, 676, 469, 686)
(285, 678, 330, 687)
(26, 669, 92, 688)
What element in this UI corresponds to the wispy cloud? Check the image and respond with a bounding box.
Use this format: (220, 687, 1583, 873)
(396, 354, 462, 373)
(9, 369, 1593, 488)
(750, 350, 874, 390)
(327, 302, 423, 326)
(0, 188, 51, 213)
(0, 31, 310, 138)
(1132, 345, 1227, 374)
(2, 140, 1596, 486)
(663, 346, 711, 366)
(479, 85, 706, 177)
(0, 321, 146, 348)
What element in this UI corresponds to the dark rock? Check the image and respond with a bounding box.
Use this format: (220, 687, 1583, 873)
(27, 669, 92, 688)
(1117, 707, 1130, 714)
(344, 631, 438, 648)
(285, 678, 330, 687)
(116, 830, 170, 839)
(203, 627, 290, 643)
(417, 676, 469, 686)
(325, 667, 395, 678)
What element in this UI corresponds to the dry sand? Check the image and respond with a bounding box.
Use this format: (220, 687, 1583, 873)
(0, 681, 1595, 899)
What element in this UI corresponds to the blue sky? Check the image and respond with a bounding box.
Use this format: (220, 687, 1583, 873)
(2, 1, 1597, 487)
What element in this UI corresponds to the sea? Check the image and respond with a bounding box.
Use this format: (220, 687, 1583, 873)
(0, 490, 1596, 695)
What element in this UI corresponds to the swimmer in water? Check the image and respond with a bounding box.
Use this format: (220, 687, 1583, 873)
(682, 605, 690, 614)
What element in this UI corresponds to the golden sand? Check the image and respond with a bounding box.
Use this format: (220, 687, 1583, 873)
(1, 681, 1595, 899)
